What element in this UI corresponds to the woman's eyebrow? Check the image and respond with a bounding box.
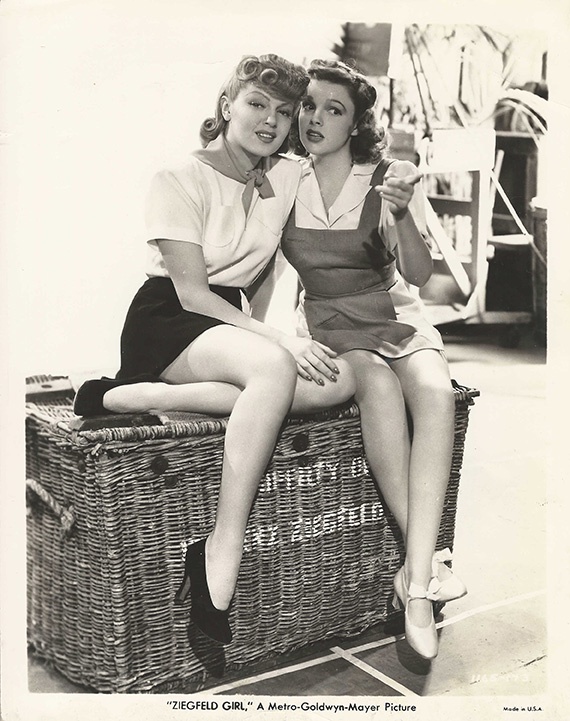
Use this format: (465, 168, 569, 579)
(245, 89, 293, 109)
(328, 98, 347, 110)
(305, 93, 347, 111)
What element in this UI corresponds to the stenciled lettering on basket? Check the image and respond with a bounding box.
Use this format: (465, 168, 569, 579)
(350, 456, 369, 475)
(258, 455, 370, 493)
(241, 501, 385, 551)
(259, 458, 341, 492)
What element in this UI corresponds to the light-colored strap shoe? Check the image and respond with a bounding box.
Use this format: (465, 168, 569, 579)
(393, 567, 439, 660)
(427, 548, 468, 603)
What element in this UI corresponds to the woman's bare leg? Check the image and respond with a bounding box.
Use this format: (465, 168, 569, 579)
(158, 325, 300, 609)
(390, 350, 455, 626)
(103, 380, 241, 415)
(342, 350, 410, 535)
(291, 356, 355, 412)
(102, 357, 355, 415)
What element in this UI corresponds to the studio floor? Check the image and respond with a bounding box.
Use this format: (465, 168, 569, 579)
(28, 326, 548, 698)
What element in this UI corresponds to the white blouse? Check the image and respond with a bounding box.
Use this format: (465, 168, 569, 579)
(144, 154, 301, 287)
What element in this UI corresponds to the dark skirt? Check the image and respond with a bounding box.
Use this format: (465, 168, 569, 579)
(116, 277, 242, 379)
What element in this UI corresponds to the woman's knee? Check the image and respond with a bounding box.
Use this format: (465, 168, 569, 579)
(269, 342, 297, 373)
(346, 351, 401, 397)
(411, 376, 455, 416)
(167, 326, 297, 388)
(248, 341, 297, 380)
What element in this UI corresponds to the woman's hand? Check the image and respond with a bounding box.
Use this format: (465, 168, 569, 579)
(375, 161, 422, 218)
(278, 335, 340, 384)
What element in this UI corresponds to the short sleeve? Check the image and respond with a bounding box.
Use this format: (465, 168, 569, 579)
(145, 168, 205, 246)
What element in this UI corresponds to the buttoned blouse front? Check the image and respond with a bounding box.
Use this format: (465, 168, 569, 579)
(292, 159, 428, 250)
(145, 154, 301, 287)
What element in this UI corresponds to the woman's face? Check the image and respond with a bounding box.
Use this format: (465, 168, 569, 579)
(223, 83, 294, 165)
(299, 79, 357, 159)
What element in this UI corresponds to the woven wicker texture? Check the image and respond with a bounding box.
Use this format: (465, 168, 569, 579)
(26, 377, 478, 693)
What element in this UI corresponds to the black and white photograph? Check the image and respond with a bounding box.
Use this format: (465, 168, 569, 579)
(1, 0, 567, 719)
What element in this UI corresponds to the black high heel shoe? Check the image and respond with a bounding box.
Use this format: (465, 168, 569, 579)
(73, 374, 159, 417)
(174, 538, 233, 645)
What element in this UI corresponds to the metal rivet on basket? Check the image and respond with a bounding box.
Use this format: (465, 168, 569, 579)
(164, 477, 178, 489)
(292, 433, 310, 453)
(150, 455, 169, 475)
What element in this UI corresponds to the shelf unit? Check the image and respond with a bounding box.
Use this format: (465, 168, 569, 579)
(411, 128, 534, 333)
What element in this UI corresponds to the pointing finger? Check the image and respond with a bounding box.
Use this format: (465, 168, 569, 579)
(381, 171, 422, 186)
(404, 171, 423, 186)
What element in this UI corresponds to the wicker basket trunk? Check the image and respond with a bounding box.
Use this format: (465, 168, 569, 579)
(26, 377, 478, 693)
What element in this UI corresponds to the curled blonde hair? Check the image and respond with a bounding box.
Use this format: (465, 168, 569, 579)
(200, 54, 309, 150)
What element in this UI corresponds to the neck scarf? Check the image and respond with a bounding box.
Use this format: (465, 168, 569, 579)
(192, 134, 276, 215)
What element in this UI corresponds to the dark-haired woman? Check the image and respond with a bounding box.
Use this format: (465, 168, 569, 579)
(73, 55, 355, 645)
(282, 59, 466, 659)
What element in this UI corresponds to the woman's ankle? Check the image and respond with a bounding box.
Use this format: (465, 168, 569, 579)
(204, 532, 243, 610)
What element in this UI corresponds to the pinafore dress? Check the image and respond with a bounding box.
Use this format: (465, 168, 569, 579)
(280, 160, 444, 359)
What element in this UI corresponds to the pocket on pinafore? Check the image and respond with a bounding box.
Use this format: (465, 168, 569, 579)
(315, 311, 341, 328)
(305, 300, 342, 331)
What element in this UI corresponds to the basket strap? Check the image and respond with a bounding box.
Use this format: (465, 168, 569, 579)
(451, 379, 480, 404)
(26, 478, 76, 537)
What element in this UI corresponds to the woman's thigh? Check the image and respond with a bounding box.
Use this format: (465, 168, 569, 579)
(291, 356, 356, 413)
(390, 350, 451, 393)
(160, 325, 295, 388)
(390, 350, 453, 416)
(342, 349, 400, 396)
(343, 349, 392, 373)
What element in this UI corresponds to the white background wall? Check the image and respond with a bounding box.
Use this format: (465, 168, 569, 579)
(0, 0, 564, 380)
(1, 0, 344, 378)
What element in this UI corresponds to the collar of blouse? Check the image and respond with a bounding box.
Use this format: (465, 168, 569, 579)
(296, 159, 378, 227)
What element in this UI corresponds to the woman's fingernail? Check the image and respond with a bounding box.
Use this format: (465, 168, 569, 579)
(334, 367, 340, 373)
(330, 375, 337, 382)
(318, 379, 325, 386)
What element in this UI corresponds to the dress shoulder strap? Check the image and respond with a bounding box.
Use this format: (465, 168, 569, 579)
(358, 158, 398, 233)
(369, 157, 397, 186)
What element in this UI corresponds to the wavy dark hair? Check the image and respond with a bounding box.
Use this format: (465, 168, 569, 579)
(290, 59, 387, 164)
(199, 54, 309, 152)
